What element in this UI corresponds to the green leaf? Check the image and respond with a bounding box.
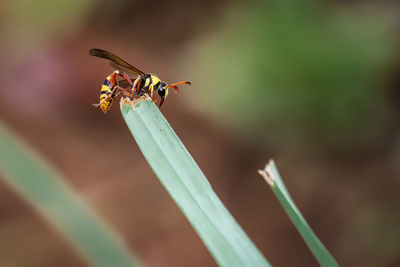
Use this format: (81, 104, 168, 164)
(120, 96, 270, 267)
(259, 160, 338, 267)
(0, 122, 140, 267)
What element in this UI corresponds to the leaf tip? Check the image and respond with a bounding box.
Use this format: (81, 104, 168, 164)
(120, 97, 135, 114)
(258, 159, 275, 186)
(135, 94, 152, 105)
(120, 94, 151, 114)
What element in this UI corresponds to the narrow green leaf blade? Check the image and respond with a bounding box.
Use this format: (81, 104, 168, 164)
(120, 97, 270, 267)
(259, 160, 338, 267)
(0, 122, 140, 267)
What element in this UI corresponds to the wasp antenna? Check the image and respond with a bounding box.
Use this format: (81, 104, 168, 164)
(169, 81, 191, 87)
(169, 85, 179, 93)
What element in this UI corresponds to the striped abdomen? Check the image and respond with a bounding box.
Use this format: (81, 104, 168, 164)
(100, 75, 116, 113)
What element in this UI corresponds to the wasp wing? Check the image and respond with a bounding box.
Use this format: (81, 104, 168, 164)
(89, 48, 145, 76)
(117, 78, 134, 89)
(109, 62, 144, 79)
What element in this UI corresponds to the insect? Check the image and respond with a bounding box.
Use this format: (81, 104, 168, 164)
(89, 48, 191, 113)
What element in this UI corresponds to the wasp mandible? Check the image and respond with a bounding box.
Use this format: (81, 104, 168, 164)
(90, 48, 191, 113)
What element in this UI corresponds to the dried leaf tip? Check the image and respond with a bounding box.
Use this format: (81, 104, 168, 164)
(132, 94, 151, 105)
(120, 94, 151, 112)
(121, 97, 134, 106)
(258, 159, 275, 186)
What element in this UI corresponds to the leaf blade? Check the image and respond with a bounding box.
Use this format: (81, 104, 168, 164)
(0, 122, 140, 267)
(121, 98, 270, 267)
(259, 160, 338, 267)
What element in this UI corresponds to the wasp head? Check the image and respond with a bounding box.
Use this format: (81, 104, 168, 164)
(157, 82, 169, 107)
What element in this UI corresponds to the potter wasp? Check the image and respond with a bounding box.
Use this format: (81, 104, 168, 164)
(90, 48, 191, 113)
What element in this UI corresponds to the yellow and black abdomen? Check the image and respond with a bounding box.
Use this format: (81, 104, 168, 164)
(100, 77, 116, 113)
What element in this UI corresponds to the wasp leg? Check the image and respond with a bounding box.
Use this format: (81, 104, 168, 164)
(115, 71, 133, 87)
(159, 97, 165, 107)
(152, 94, 158, 106)
(136, 78, 142, 94)
(114, 86, 131, 95)
(93, 99, 107, 108)
(132, 77, 142, 96)
(119, 89, 131, 97)
(148, 84, 157, 105)
(92, 86, 131, 107)
(114, 86, 131, 98)
(93, 87, 118, 107)
(111, 86, 132, 98)
(146, 85, 155, 102)
(115, 73, 134, 96)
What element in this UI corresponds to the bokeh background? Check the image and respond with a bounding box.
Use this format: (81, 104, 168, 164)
(0, 0, 400, 266)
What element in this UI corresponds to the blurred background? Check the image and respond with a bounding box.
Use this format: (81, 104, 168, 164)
(0, 0, 399, 266)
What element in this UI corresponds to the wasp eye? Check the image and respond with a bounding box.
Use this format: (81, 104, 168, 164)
(158, 86, 166, 97)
